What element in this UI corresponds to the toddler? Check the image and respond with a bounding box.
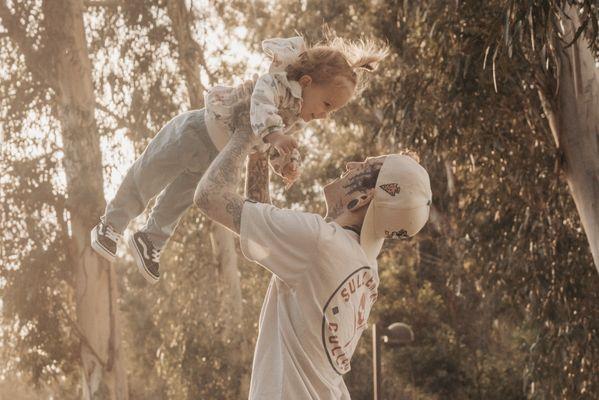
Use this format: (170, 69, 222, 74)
(91, 35, 387, 283)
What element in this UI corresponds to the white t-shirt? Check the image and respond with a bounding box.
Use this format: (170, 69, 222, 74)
(240, 201, 379, 400)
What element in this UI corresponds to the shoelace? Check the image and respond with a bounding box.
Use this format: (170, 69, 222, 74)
(102, 224, 120, 242)
(150, 248, 161, 263)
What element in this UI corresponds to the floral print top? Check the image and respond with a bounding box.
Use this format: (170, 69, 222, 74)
(204, 37, 307, 152)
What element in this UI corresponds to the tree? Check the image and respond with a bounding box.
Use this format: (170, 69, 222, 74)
(375, 1, 599, 397)
(529, 2, 599, 272)
(0, 0, 127, 398)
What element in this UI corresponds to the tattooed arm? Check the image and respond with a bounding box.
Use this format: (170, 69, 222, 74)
(194, 126, 255, 235)
(245, 150, 271, 204)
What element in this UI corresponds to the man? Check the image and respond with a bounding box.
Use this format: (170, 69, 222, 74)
(194, 122, 432, 399)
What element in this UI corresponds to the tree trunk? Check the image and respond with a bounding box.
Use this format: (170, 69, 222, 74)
(165, 0, 207, 106)
(43, 0, 128, 398)
(165, 0, 251, 394)
(209, 224, 243, 336)
(538, 4, 599, 272)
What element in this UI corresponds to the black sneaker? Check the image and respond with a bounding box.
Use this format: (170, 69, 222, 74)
(91, 220, 120, 262)
(129, 231, 160, 284)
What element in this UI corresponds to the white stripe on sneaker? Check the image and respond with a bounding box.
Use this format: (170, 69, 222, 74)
(137, 236, 151, 260)
(129, 236, 158, 284)
(91, 226, 116, 262)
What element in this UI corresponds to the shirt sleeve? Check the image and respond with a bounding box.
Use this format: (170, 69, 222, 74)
(240, 201, 323, 285)
(250, 74, 285, 140)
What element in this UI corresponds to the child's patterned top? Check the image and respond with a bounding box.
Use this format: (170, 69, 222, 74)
(204, 37, 307, 152)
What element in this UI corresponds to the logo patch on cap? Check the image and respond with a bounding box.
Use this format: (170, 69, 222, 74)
(385, 229, 409, 240)
(379, 183, 401, 196)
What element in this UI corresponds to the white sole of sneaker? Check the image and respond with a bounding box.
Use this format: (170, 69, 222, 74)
(90, 227, 117, 262)
(128, 236, 159, 284)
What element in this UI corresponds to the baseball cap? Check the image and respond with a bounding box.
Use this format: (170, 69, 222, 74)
(360, 154, 432, 262)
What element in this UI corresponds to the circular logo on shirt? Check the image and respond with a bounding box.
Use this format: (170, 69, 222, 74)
(321, 266, 378, 374)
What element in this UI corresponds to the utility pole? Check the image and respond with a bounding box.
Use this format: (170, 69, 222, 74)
(372, 322, 415, 400)
(373, 323, 382, 400)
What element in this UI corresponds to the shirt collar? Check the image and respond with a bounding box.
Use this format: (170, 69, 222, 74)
(273, 72, 303, 100)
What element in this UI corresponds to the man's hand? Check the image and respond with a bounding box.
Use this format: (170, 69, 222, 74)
(263, 131, 298, 156)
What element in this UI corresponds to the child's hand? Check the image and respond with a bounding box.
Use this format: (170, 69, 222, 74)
(269, 148, 302, 189)
(264, 131, 298, 156)
(280, 149, 302, 188)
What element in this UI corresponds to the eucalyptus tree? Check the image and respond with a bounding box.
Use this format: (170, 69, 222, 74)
(514, 1, 598, 272)
(376, 1, 599, 398)
(0, 0, 128, 398)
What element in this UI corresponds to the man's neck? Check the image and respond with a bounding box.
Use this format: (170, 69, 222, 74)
(330, 212, 363, 236)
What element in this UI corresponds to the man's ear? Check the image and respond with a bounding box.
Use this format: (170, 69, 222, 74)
(347, 189, 375, 212)
(298, 75, 312, 88)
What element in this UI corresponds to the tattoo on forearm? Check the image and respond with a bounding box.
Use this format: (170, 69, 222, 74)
(224, 193, 244, 231)
(245, 151, 270, 203)
(195, 126, 253, 233)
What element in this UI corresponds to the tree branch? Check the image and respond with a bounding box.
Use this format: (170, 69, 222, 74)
(95, 101, 138, 131)
(84, 1, 121, 7)
(536, 87, 561, 149)
(166, 0, 207, 108)
(95, 101, 128, 124)
(59, 304, 108, 370)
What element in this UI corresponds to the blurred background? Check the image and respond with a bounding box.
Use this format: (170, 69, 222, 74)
(1, 0, 598, 399)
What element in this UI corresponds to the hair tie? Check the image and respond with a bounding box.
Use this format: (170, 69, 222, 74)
(361, 64, 374, 71)
(353, 63, 374, 71)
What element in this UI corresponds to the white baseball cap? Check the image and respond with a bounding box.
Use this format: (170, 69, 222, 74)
(360, 154, 432, 262)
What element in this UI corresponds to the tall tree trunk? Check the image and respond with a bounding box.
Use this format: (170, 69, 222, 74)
(42, 1, 128, 398)
(538, 4, 599, 272)
(165, 0, 251, 394)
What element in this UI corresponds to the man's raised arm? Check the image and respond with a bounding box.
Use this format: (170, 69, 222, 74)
(194, 125, 255, 235)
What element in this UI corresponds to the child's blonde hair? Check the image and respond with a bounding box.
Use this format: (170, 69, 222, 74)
(285, 32, 389, 95)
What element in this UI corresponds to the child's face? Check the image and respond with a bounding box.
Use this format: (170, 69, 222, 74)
(298, 75, 354, 122)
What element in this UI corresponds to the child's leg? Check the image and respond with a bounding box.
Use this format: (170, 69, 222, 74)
(103, 111, 202, 233)
(140, 169, 203, 248)
(139, 110, 219, 249)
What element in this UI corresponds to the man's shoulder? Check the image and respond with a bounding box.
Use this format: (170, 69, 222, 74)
(243, 201, 330, 233)
(244, 200, 325, 221)
(239, 201, 331, 269)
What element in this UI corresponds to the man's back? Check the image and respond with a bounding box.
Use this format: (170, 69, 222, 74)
(240, 201, 379, 400)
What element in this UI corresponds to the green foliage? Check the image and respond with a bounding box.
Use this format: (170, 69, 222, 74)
(1, 0, 597, 398)
(1, 145, 78, 389)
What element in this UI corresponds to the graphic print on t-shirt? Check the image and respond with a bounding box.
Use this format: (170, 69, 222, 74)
(321, 266, 378, 374)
